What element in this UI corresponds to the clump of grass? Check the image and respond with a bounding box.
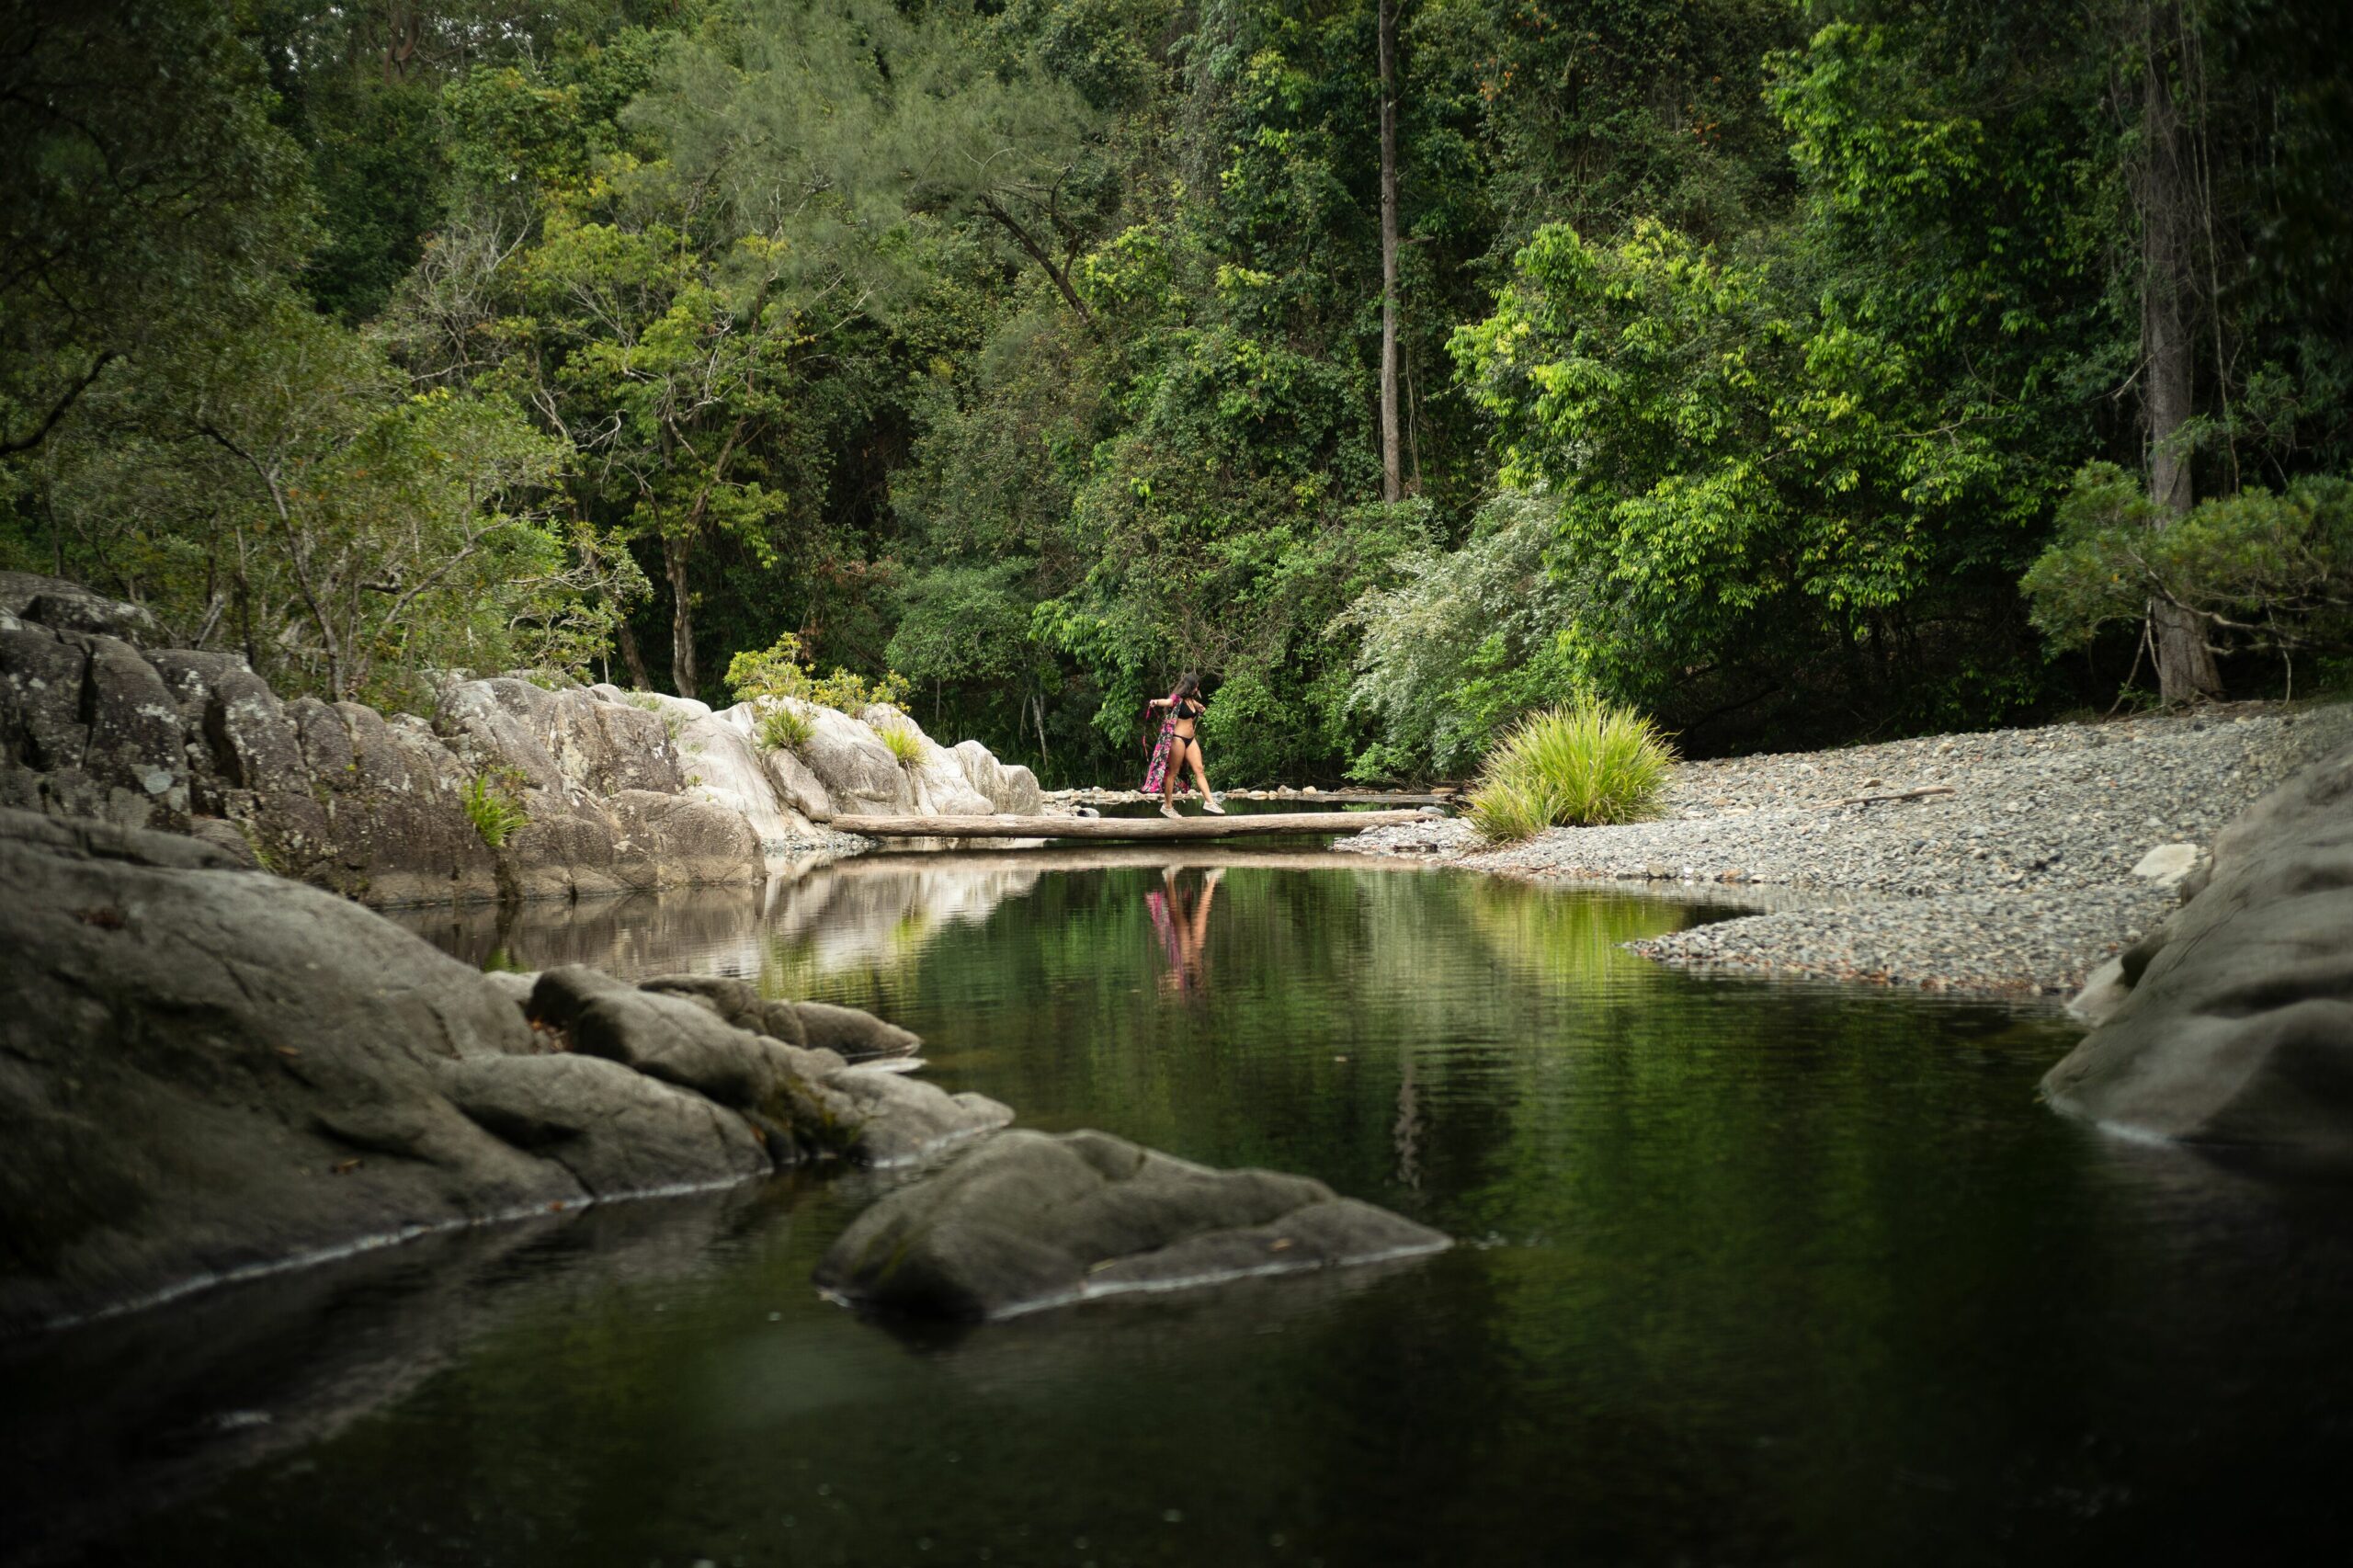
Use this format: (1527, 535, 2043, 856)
(758, 701, 814, 753)
(875, 719, 926, 766)
(461, 770, 530, 848)
(1467, 700, 1677, 842)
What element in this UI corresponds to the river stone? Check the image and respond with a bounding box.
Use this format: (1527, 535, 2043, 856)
(790, 1066, 1012, 1168)
(638, 973, 812, 1048)
(793, 999, 922, 1062)
(435, 1053, 768, 1196)
(527, 965, 790, 1110)
(2042, 738, 2353, 1162)
(532, 966, 996, 1164)
(813, 1129, 1451, 1319)
(2129, 841, 2200, 889)
(323, 700, 502, 905)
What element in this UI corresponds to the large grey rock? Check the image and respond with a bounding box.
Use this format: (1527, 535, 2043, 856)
(3, 575, 1031, 902)
(798, 705, 917, 816)
(610, 789, 767, 888)
(0, 812, 990, 1330)
(814, 1129, 1450, 1319)
(0, 809, 576, 1331)
(322, 701, 501, 904)
(434, 676, 682, 799)
(759, 722, 838, 820)
(682, 699, 824, 853)
(954, 738, 1043, 814)
(866, 706, 996, 816)
(0, 570, 158, 644)
(2043, 739, 2353, 1162)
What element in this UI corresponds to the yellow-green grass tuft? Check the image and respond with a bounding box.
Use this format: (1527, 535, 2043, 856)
(1468, 700, 1677, 842)
(876, 720, 926, 766)
(757, 701, 814, 752)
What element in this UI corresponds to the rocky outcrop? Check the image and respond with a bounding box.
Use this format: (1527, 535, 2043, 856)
(0, 808, 1007, 1333)
(2043, 738, 2353, 1164)
(813, 1128, 1451, 1320)
(0, 574, 1044, 905)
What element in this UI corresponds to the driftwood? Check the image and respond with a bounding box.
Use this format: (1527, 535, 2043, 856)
(1818, 785, 1955, 810)
(822, 810, 1431, 840)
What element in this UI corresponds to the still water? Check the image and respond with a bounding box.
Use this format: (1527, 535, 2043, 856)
(8, 850, 2353, 1565)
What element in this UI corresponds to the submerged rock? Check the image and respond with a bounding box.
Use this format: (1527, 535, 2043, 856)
(813, 1129, 1450, 1320)
(2044, 739, 2353, 1163)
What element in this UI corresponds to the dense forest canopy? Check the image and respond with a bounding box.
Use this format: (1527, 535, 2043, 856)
(5, 0, 2350, 781)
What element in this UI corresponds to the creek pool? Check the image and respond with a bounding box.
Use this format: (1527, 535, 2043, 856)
(8, 850, 2353, 1566)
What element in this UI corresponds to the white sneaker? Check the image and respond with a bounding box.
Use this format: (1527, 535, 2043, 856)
(1159, 801, 1182, 819)
(1203, 796, 1227, 815)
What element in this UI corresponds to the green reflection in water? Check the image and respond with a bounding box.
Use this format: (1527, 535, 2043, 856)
(30, 858, 2353, 1567)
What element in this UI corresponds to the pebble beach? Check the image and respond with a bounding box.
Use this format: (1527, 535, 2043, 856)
(1339, 700, 2353, 998)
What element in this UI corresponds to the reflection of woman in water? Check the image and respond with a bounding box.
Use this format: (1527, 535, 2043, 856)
(1142, 673, 1224, 819)
(1144, 866, 1223, 996)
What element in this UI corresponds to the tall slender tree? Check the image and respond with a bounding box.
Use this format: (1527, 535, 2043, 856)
(1377, 0, 1403, 504)
(2137, 1, 2225, 701)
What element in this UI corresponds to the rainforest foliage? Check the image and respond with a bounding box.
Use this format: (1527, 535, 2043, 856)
(6, 0, 2350, 778)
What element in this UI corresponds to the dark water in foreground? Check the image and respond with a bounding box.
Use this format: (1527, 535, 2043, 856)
(9, 851, 2353, 1566)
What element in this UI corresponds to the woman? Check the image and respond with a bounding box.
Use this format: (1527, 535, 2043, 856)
(1142, 673, 1224, 818)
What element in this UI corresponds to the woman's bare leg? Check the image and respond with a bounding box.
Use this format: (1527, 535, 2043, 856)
(1160, 741, 1186, 816)
(1187, 743, 1221, 812)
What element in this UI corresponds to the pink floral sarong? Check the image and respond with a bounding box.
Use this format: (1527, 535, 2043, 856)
(1141, 690, 1184, 793)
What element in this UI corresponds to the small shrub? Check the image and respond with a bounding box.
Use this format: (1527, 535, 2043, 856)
(461, 770, 530, 848)
(875, 719, 926, 766)
(757, 702, 814, 752)
(726, 632, 912, 715)
(1467, 700, 1676, 842)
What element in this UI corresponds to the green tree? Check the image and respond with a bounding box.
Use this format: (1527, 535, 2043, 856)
(29, 292, 608, 707)
(0, 0, 306, 456)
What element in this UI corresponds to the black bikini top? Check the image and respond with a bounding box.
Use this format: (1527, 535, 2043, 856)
(1170, 698, 1203, 721)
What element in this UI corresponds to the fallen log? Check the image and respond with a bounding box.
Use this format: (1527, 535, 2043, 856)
(823, 809, 1432, 840)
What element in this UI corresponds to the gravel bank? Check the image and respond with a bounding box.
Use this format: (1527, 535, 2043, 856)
(1339, 701, 2353, 997)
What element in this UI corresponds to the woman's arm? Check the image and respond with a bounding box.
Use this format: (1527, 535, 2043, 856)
(1148, 698, 1171, 709)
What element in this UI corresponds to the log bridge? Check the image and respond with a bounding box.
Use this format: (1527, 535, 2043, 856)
(821, 809, 1434, 840)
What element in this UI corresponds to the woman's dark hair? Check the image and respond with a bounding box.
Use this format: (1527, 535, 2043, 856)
(1172, 671, 1201, 700)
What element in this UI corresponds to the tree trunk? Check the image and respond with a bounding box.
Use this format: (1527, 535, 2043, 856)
(616, 617, 653, 691)
(662, 533, 697, 700)
(1377, 0, 1404, 505)
(2140, 4, 2222, 704)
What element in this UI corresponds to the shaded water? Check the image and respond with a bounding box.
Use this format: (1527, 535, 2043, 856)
(9, 853, 2353, 1565)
